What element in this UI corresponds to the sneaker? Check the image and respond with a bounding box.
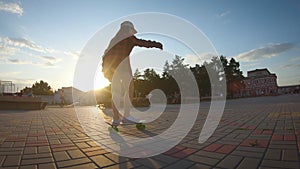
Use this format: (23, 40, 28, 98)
(112, 119, 121, 126)
(122, 115, 140, 124)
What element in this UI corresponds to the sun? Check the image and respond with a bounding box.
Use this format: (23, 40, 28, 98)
(94, 71, 110, 90)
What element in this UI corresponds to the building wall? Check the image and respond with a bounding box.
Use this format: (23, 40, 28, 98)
(53, 87, 96, 105)
(248, 69, 270, 77)
(241, 69, 278, 97)
(278, 85, 300, 95)
(54, 87, 81, 105)
(36, 95, 54, 105)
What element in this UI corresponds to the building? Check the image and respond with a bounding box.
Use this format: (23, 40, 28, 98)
(53, 87, 97, 105)
(241, 69, 278, 97)
(53, 87, 84, 105)
(278, 84, 300, 95)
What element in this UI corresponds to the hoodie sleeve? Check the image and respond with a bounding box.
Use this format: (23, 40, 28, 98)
(131, 36, 162, 49)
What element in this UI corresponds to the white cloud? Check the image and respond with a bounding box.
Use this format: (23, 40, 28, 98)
(236, 43, 295, 62)
(280, 56, 300, 69)
(0, 44, 19, 56)
(290, 56, 300, 62)
(43, 61, 56, 67)
(0, 36, 80, 68)
(218, 10, 231, 17)
(40, 56, 57, 61)
(280, 63, 300, 69)
(183, 52, 216, 66)
(0, 1, 23, 16)
(0, 71, 21, 77)
(0, 36, 64, 67)
(63, 51, 81, 59)
(2, 37, 55, 53)
(40, 55, 61, 63)
(1, 57, 58, 68)
(6, 58, 34, 65)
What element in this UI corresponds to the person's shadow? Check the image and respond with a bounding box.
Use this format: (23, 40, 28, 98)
(108, 126, 161, 168)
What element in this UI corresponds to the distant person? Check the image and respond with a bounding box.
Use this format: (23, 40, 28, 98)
(102, 21, 163, 126)
(60, 90, 65, 107)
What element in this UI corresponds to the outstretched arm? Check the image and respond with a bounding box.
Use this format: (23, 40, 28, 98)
(132, 36, 163, 50)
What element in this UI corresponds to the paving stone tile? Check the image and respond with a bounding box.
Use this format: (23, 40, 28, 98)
(62, 162, 97, 169)
(216, 144, 236, 154)
(2, 155, 21, 167)
(75, 142, 90, 149)
(269, 144, 297, 149)
(38, 146, 51, 153)
(203, 143, 223, 152)
(104, 153, 130, 163)
(282, 149, 298, 161)
(272, 134, 283, 141)
(104, 161, 140, 169)
(186, 154, 219, 166)
(90, 155, 115, 167)
(19, 165, 37, 169)
(189, 163, 211, 169)
(170, 148, 198, 159)
(56, 157, 91, 168)
(195, 150, 226, 159)
(21, 157, 54, 165)
(259, 167, 278, 169)
(67, 149, 86, 159)
(85, 149, 108, 157)
(81, 146, 103, 153)
(1, 142, 14, 148)
(217, 155, 243, 169)
(264, 149, 281, 160)
(53, 151, 70, 161)
(38, 162, 56, 169)
(163, 159, 194, 169)
(232, 150, 264, 158)
(52, 146, 77, 152)
(37, 157, 54, 164)
(261, 159, 300, 169)
(13, 142, 25, 147)
(24, 147, 37, 154)
(237, 157, 261, 169)
(163, 145, 186, 155)
(135, 158, 167, 168)
(284, 134, 296, 141)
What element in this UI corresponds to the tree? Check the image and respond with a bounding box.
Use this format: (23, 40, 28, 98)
(20, 87, 32, 95)
(143, 68, 160, 82)
(218, 56, 244, 98)
(228, 58, 243, 81)
(133, 68, 142, 80)
(190, 64, 211, 97)
(31, 80, 53, 95)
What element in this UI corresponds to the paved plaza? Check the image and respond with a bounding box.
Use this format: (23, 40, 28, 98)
(0, 94, 299, 169)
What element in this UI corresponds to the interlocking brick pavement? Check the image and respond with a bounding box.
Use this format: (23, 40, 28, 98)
(0, 94, 299, 168)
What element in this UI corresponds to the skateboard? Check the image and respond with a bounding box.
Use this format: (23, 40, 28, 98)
(99, 106, 146, 132)
(105, 121, 146, 132)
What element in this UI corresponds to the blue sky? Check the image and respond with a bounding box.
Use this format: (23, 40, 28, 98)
(0, 0, 300, 92)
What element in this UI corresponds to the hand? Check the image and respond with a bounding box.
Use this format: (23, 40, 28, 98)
(156, 42, 163, 50)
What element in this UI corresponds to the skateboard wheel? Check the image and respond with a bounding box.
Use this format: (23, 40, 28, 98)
(112, 126, 119, 132)
(136, 123, 146, 130)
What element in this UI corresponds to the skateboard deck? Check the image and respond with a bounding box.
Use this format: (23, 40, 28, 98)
(100, 107, 146, 132)
(104, 121, 146, 132)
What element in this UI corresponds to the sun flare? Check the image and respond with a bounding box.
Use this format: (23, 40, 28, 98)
(94, 71, 110, 90)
